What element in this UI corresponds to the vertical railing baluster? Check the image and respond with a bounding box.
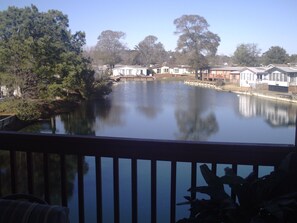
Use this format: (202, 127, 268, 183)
(43, 153, 50, 203)
(131, 159, 138, 223)
(295, 113, 297, 147)
(60, 154, 68, 206)
(0, 165, 2, 197)
(10, 150, 17, 194)
(191, 162, 197, 200)
(113, 157, 120, 223)
(77, 155, 85, 223)
(170, 161, 176, 223)
(151, 160, 157, 223)
(231, 164, 238, 200)
(95, 156, 102, 223)
(26, 152, 34, 195)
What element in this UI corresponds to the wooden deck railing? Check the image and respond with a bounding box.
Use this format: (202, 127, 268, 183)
(0, 131, 295, 223)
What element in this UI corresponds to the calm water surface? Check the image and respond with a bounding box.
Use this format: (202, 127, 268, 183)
(19, 81, 297, 223)
(24, 81, 297, 143)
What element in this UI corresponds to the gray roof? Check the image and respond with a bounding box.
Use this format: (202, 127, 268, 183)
(241, 67, 267, 74)
(209, 66, 244, 71)
(266, 66, 297, 73)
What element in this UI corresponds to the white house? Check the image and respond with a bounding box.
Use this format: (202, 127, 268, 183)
(112, 65, 147, 76)
(169, 65, 193, 75)
(153, 66, 170, 74)
(239, 67, 267, 88)
(263, 66, 297, 92)
(153, 65, 193, 75)
(0, 85, 21, 97)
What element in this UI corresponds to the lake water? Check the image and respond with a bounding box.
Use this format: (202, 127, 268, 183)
(23, 81, 297, 143)
(19, 81, 297, 222)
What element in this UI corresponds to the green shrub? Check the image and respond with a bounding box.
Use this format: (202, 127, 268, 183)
(177, 151, 297, 223)
(15, 100, 41, 121)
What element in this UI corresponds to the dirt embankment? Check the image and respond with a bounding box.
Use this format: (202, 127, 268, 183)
(154, 73, 196, 81)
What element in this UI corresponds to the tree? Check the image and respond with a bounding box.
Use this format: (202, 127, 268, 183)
(262, 46, 289, 65)
(173, 15, 220, 78)
(0, 5, 95, 100)
(135, 35, 167, 66)
(232, 43, 261, 66)
(95, 30, 126, 68)
(289, 54, 297, 64)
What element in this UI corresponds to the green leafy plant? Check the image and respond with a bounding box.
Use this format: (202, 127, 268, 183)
(15, 100, 41, 121)
(177, 151, 297, 223)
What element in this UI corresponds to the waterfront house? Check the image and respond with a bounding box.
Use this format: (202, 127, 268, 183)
(153, 65, 193, 75)
(203, 67, 243, 83)
(112, 65, 148, 76)
(239, 67, 267, 88)
(153, 65, 170, 74)
(263, 66, 297, 92)
(169, 65, 193, 75)
(0, 85, 22, 97)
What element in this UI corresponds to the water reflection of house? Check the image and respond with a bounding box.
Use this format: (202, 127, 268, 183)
(112, 65, 148, 76)
(238, 95, 296, 126)
(238, 96, 257, 117)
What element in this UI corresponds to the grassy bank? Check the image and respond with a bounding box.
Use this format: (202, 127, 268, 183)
(0, 98, 80, 121)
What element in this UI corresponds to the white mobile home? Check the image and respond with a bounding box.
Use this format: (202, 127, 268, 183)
(240, 67, 267, 88)
(112, 65, 147, 76)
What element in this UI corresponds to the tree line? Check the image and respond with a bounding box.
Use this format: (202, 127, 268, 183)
(87, 16, 297, 75)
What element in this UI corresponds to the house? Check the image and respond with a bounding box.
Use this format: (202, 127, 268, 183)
(239, 67, 267, 88)
(264, 66, 297, 93)
(0, 85, 21, 97)
(203, 67, 243, 83)
(169, 65, 193, 75)
(152, 65, 193, 75)
(112, 65, 148, 76)
(238, 65, 297, 93)
(153, 65, 170, 74)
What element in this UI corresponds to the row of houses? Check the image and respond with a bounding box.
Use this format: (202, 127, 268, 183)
(111, 65, 193, 77)
(202, 64, 297, 93)
(110, 64, 297, 93)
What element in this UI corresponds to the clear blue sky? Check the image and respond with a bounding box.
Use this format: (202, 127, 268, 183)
(1, 0, 297, 55)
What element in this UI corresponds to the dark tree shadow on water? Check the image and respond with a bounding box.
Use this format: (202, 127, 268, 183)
(0, 151, 88, 205)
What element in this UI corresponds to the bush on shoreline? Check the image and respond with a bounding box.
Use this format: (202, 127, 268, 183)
(0, 98, 80, 121)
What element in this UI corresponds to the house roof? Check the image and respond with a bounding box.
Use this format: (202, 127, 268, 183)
(240, 67, 267, 74)
(266, 66, 297, 73)
(113, 65, 147, 69)
(209, 66, 244, 71)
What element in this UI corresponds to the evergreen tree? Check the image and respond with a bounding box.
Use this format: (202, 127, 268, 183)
(0, 5, 94, 99)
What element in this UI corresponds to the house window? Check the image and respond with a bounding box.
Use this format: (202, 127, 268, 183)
(157, 68, 161, 73)
(164, 68, 169, 73)
(174, 69, 179, 73)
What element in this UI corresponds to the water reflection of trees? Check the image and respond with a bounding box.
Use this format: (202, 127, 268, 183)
(135, 82, 161, 118)
(0, 151, 87, 204)
(175, 87, 219, 141)
(60, 101, 97, 135)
